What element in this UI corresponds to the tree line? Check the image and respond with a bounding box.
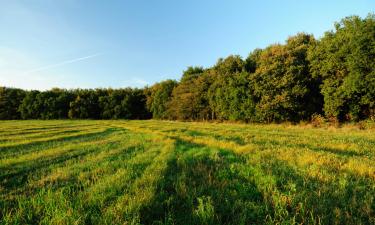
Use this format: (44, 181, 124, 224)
(0, 88, 150, 120)
(1, 15, 374, 122)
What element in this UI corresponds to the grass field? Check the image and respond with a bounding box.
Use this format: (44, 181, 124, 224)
(0, 120, 374, 224)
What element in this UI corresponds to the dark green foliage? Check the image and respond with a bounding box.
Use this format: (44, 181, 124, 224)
(218, 71, 256, 121)
(165, 67, 212, 121)
(308, 14, 375, 121)
(145, 80, 177, 119)
(1, 14, 374, 122)
(0, 87, 26, 119)
(208, 56, 256, 121)
(68, 88, 150, 119)
(40, 89, 75, 119)
(99, 89, 134, 119)
(180, 66, 204, 83)
(129, 88, 152, 119)
(245, 49, 262, 73)
(252, 33, 323, 122)
(213, 55, 244, 74)
(68, 90, 101, 119)
(168, 71, 212, 120)
(19, 90, 42, 119)
(14, 88, 150, 120)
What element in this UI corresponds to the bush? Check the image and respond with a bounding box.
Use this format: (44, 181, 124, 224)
(328, 116, 340, 128)
(357, 121, 367, 130)
(311, 114, 325, 128)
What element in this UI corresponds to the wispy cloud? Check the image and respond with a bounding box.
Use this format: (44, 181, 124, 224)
(24, 53, 102, 74)
(121, 78, 149, 88)
(132, 78, 148, 86)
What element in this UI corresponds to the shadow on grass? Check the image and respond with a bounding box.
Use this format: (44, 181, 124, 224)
(0, 128, 121, 158)
(139, 137, 374, 225)
(254, 156, 375, 224)
(181, 129, 364, 158)
(0, 128, 122, 193)
(251, 138, 365, 158)
(181, 129, 246, 146)
(0, 129, 83, 144)
(139, 138, 268, 225)
(0, 149, 159, 225)
(82, 149, 162, 225)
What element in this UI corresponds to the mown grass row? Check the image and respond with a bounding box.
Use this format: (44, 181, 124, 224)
(1, 121, 176, 224)
(1, 120, 374, 224)
(121, 121, 375, 224)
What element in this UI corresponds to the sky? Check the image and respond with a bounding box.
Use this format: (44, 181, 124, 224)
(0, 0, 374, 90)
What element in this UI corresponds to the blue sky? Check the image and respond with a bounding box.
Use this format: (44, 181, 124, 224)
(1, 0, 374, 90)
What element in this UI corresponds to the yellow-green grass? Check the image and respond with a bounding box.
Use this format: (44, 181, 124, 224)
(0, 120, 374, 225)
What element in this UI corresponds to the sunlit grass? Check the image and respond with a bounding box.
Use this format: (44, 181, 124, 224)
(0, 120, 374, 224)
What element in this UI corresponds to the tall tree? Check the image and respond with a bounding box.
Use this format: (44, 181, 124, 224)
(251, 33, 322, 122)
(308, 14, 375, 121)
(19, 90, 42, 119)
(207, 55, 256, 121)
(180, 66, 204, 82)
(68, 89, 101, 119)
(168, 71, 212, 120)
(145, 80, 177, 119)
(0, 87, 26, 119)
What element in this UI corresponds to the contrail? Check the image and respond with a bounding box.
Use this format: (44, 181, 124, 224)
(25, 53, 101, 74)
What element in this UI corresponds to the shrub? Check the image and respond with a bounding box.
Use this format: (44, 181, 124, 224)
(311, 114, 325, 127)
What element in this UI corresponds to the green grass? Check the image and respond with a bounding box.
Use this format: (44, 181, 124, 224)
(0, 120, 374, 224)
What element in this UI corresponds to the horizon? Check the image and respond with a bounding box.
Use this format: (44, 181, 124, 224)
(1, 0, 374, 90)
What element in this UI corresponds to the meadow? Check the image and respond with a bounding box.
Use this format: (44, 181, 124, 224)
(0, 120, 374, 225)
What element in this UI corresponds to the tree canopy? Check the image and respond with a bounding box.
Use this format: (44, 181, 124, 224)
(308, 14, 375, 121)
(1, 14, 374, 122)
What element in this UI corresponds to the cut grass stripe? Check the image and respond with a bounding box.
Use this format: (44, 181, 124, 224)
(0, 128, 118, 159)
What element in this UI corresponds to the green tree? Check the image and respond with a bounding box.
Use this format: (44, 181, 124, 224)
(168, 71, 212, 120)
(145, 80, 177, 119)
(252, 33, 322, 122)
(180, 66, 204, 82)
(19, 90, 42, 119)
(208, 72, 256, 121)
(98, 88, 149, 119)
(207, 55, 256, 121)
(32, 89, 75, 119)
(126, 88, 151, 119)
(0, 87, 26, 119)
(245, 48, 262, 73)
(308, 14, 375, 121)
(68, 89, 101, 119)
